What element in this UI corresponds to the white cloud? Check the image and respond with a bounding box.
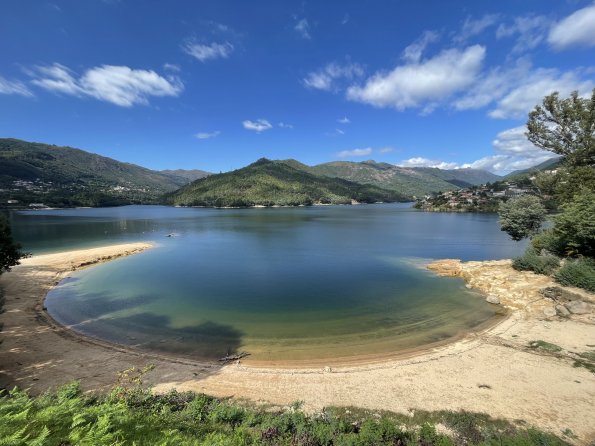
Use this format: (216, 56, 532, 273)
(337, 147, 373, 158)
(31, 63, 183, 107)
(294, 18, 311, 39)
(398, 157, 460, 169)
(453, 14, 500, 43)
(453, 58, 531, 110)
(163, 63, 181, 72)
(195, 131, 220, 139)
(278, 122, 293, 129)
(379, 147, 395, 153)
(0, 75, 34, 97)
(488, 68, 593, 119)
(347, 45, 485, 110)
(243, 119, 273, 132)
(548, 3, 595, 50)
(496, 15, 551, 54)
(335, 128, 345, 135)
(402, 30, 440, 63)
(303, 62, 364, 91)
(337, 116, 350, 124)
(183, 41, 234, 61)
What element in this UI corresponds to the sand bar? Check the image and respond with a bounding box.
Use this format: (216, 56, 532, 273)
(0, 245, 594, 444)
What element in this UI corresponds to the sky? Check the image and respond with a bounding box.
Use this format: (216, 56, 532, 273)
(1, 1, 594, 174)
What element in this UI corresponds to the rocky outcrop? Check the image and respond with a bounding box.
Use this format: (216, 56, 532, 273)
(427, 259, 594, 321)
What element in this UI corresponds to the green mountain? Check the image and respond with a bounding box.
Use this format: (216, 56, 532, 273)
(165, 158, 407, 207)
(0, 138, 201, 207)
(505, 157, 562, 179)
(309, 160, 500, 197)
(160, 169, 211, 183)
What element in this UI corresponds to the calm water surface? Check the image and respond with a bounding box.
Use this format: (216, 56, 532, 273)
(11, 204, 526, 362)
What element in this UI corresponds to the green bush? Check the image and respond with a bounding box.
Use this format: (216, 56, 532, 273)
(512, 247, 561, 275)
(554, 257, 595, 292)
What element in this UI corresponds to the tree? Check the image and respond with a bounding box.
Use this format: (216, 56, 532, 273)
(526, 89, 595, 167)
(0, 214, 25, 275)
(498, 195, 546, 241)
(550, 190, 595, 257)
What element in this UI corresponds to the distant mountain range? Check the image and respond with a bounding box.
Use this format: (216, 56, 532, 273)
(308, 161, 500, 197)
(165, 158, 407, 207)
(1, 137, 514, 208)
(0, 138, 209, 207)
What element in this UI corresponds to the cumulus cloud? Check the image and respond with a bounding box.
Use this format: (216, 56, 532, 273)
(278, 122, 293, 129)
(453, 14, 500, 43)
(195, 131, 220, 139)
(183, 41, 234, 61)
(294, 18, 311, 39)
(0, 75, 34, 97)
(31, 63, 183, 107)
(303, 62, 364, 91)
(346, 45, 485, 110)
(398, 157, 460, 169)
(488, 68, 593, 119)
(548, 3, 595, 50)
(336, 147, 373, 158)
(163, 63, 181, 72)
(401, 30, 440, 63)
(242, 119, 273, 132)
(337, 116, 351, 124)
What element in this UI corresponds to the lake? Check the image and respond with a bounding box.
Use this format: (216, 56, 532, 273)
(10, 204, 526, 363)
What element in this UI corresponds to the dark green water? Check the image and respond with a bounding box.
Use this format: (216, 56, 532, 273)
(11, 204, 525, 362)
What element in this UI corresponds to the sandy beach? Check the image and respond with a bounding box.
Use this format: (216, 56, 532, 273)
(1, 244, 594, 444)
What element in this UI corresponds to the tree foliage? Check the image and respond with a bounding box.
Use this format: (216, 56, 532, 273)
(526, 89, 595, 167)
(0, 214, 25, 275)
(498, 195, 546, 241)
(550, 190, 595, 257)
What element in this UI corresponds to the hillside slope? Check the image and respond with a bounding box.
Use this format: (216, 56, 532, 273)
(165, 158, 407, 207)
(0, 138, 201, 207)
(310, 161, 500, 197)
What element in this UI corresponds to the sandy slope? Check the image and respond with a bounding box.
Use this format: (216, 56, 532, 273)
(0, 247, 594, 444)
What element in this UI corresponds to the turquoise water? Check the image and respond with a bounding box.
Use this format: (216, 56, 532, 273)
(11, 204, 525, 362)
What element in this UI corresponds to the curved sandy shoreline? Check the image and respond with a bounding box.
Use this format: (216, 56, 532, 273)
(1, 244, 594, 444)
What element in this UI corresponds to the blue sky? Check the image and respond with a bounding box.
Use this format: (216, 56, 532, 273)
(1, 0, 594, 174)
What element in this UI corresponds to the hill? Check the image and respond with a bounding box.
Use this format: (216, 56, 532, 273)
(505, 157, 562, 179)
(160, 169, 211, 183)
(0, 138, 201, 207)
(165, 158, 407, 207)
(309, 160, 500, 197)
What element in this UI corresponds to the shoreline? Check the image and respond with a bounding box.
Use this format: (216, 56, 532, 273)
(1, 244, 594, 443)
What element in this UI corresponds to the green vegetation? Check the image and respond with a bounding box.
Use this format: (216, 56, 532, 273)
(310, 160, 499, 198)
(554, 258, 595, 292)
(527, 89, 595, 167)
(0, 214, 26, 275)
(165, 158, 407, 207)
(0, 138, 204, 208)
(498, 196, 546, 242)
(527, 340, 563, 353)
(0, 380, 569, 446)
(512, 248, 560, 275)
(497, 90, 595, 292)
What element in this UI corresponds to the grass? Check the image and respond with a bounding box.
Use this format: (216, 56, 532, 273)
(0, 380, 571, 446)
(527, 340, 563, 353)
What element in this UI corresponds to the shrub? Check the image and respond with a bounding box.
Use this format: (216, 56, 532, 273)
(554, 257, 595, 292)
(512, 247, 560, 275)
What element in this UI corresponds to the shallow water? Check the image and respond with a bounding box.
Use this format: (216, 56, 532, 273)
(11, 204, 525, 362)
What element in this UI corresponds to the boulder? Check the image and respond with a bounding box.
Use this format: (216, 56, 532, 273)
(486, 295, 500, 305)
(565, 300, 592, 315)
(543, 307, 557, 318)
(555, 304, 570, 317)
(541, 287, 584, 302)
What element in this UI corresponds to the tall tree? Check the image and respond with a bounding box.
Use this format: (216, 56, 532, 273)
(526, 89, 595, 167)
(499, 195, 546, 242)
(0, 214, 25, 275)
